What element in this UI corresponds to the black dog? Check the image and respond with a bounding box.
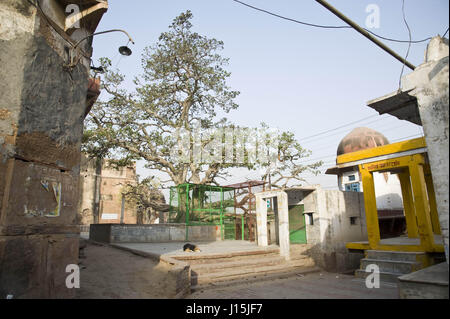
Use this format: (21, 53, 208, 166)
(183, 243, 201, 252)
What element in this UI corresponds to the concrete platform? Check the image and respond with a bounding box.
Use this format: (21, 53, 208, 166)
(351, 234, 443, 246)
(398, 262, 449, 299)
(112, 240, 280, 259)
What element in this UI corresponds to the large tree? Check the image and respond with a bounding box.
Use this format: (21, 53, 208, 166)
(83, 11, 322, 191)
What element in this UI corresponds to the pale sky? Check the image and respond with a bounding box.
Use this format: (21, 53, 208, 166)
(90, 0, 449, 192)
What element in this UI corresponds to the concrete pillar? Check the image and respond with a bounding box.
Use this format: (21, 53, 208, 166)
(359, 166, 380, 249)
(277, 191, 290, 261)
(402, 36, 449, 263)
(0, 1, 107, 298)
(255, 190, 290, 260)
(409, 156, 435, 251)
(255, 193, 268, 246)
(398, 172, 419, 238)
(424, 166, 441, 235)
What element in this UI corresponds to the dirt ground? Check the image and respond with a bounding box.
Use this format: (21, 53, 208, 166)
(75, 240, 173, 299)
(188, 272, 399, 299)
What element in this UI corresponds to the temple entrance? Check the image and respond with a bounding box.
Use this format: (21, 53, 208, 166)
(255, 190, 291, 260)
(338, 137, 444, 253)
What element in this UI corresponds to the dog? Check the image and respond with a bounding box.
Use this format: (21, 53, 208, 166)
(183, 243, 201, 252)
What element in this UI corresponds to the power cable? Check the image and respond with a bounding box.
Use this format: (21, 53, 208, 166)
(307, 118, 405, 151)
(300, 113, 421, 146)
(231, 0, 350, 29)
(443, 27, 450, 38)
(298, 114, 385, 142)
(300, 117, 396, 145)
(398, 0, 412, 92)
(231, 0, 442, 44)
(299, 130, 425, 164)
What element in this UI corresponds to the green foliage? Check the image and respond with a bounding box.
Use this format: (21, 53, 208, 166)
(83, 11, 321, 189)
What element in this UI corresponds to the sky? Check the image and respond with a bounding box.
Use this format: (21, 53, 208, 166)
(90, 0, 449, 191)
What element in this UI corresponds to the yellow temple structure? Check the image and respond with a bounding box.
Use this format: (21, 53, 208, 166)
(331, 137, 443, 256)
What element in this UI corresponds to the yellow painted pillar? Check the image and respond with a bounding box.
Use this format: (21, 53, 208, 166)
(409, 155, 435, 251)
(424, 166, 441, 235)
(398, 171, 418, 238)
(359, 165, 380, 249)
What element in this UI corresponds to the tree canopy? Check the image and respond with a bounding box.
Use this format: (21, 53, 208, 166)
(83, 10, 322, 190)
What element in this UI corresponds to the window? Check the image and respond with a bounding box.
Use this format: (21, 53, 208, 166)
(348, 174, 356, 181)
(305, 213, 314, 225)
(345, 182, 360, 192)
(350, 217, 357, 225)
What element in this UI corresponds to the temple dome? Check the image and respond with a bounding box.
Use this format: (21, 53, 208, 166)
(337, 127, 389, 156)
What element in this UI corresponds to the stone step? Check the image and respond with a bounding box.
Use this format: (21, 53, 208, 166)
(355, 269, 402, 284)
(190, 254, 314, 275)
(176, 252, 281, 265)
(173, 247, 280, 264)
(191, 266, 320, 293)
(360, 258, 423, 274)
(191, 260, 318, 286)
(190, 255, 287, 274)
(365, 250, 426, 262)
(289, 244, 314, 253)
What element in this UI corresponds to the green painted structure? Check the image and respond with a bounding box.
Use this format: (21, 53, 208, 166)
(288, 205, 307, 244)
(168, 183, 239, 240)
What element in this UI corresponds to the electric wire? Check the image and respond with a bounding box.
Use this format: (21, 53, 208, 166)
(298, 114, 385, 142)
(231, 0, 444, 44)
(26, 0, 92, 62)
(398, 0, 412, 92)
(231, 0, 349, 29)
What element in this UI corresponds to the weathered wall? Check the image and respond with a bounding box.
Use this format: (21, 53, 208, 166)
(0, 1, 106, 298)
(402, 36, 449, 264)
(78, 155, 137, 225)
(300, 187, 367, 272)
(90, 224, 220, 243)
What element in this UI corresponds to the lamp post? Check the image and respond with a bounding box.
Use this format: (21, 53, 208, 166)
(65, 29, 135, 69)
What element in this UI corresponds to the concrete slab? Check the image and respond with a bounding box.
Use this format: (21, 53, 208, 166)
(399, 262, 449, 285)
(351, 234, 443, 246)
(113, 240, 280, 259)
(398, 262, 449, 299)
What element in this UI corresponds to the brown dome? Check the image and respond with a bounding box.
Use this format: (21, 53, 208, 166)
(337, 127, 389, 156)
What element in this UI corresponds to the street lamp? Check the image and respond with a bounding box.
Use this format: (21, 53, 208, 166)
(65, 29, 135, 69)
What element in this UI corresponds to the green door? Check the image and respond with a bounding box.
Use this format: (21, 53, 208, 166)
(223, 216, 236, 240)
(288, 205, 307, 243)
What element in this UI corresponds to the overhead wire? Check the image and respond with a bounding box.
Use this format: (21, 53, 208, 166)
(398, 0, 412, 92)
(298, 128, 425, 164)
(230, 0, 444, 44)
(443, 27, 449, 38)
(298, 114, 389, 142)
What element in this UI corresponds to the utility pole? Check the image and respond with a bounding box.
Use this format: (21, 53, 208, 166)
(315, 0, 416, 70)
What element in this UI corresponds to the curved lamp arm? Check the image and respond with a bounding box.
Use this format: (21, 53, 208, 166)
(73, 29, 135, 49)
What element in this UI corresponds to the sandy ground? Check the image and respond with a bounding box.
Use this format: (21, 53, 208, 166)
(75, 239, 173, 299)
(75, 239, 399, 299)
(188, 272, 399, 299)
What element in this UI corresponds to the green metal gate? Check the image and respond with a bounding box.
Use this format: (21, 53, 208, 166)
(223, 215, 236, 240)
(167, 183, 238, 241)
(288, 204, 307, 244)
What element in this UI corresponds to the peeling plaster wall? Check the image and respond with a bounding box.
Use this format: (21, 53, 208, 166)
(302, 188, 367, 272)
(0, 1, 105, 298)
(402, 36, 449, 264)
